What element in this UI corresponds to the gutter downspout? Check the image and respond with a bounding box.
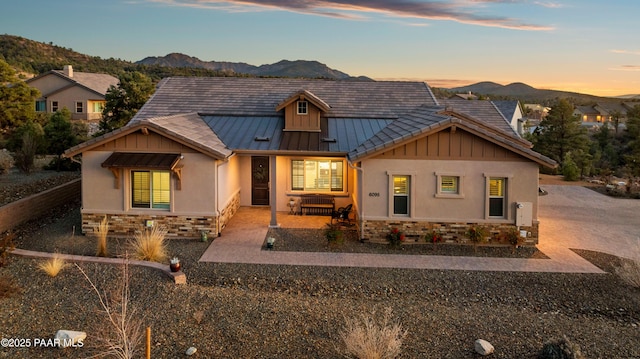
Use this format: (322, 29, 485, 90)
(214, 159, 221, 237)
(348, 160, 364, 241)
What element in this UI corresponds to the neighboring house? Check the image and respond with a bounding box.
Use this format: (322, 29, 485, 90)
(27, 65, 119, 123)
(64, 77, 556, 244)
(491, 100, 526, 136)
(573, 105, 607, 129)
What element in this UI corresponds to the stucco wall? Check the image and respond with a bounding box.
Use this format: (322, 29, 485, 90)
(360, 159, 539, 223)
(81, 151, 217, 216)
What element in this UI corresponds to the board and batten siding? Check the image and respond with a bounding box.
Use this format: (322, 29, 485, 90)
(373, 128, 527, 162)
(283, 102, 321, 132)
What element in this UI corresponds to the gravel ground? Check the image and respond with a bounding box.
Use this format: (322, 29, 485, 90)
(0, 168, 80, 206)
(1, 173, 640, 358)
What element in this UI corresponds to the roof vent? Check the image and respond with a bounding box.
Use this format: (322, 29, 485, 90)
(254, 136, 270, 142)
(321, 137, 336, 143)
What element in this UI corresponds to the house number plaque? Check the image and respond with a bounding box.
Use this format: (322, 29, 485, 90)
(368, 192, 380, 197)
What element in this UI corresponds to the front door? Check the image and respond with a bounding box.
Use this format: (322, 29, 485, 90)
(251, 156, 270, 205)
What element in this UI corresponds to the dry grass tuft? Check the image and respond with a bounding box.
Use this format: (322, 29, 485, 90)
(616, 258, 640, 288)
(130, 226, 168, 263)
(95, 216, 109, 257)
(38, 254, 69, 277)
(615, 241, 640, 289)
(339, 308, 407, 359)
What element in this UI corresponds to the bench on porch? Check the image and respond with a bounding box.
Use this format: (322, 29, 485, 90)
(299, 194, 335, 216)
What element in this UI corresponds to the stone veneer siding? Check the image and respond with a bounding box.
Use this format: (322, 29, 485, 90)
(82, 191, 242, 239)
(362, 219, 539, 245)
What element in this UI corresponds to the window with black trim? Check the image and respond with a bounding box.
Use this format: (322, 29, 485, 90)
(291, 159, 343, 192)
(75, 101, 83, 113)
(52, 101, 58, 112)
(132, 170, 170, 209)
(297, 101, 308, 115)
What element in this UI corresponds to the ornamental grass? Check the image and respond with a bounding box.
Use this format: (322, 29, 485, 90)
(130, 226, 168, 263)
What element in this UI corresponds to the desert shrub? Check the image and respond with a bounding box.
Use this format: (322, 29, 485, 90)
(0, 149, 13, 174)
(130, 226, 168, 262)
(13, 132, 38, 174)
(76, 262, 143, 359)
(324, 222, 344, 245)
(339, 308, 407, 359)
(538, 336, 584, 359)
(386, 228, 405, 246)
(95, 216, 109, 257)
(562, 154, 580, 181)
(615, 244, 640, 288)
(38, 254, 69, 277)
(0, 274, 22, 299)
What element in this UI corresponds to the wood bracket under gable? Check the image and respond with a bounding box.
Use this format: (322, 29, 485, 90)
(172, 165, 183, 190)
(108, 168, 120, 189)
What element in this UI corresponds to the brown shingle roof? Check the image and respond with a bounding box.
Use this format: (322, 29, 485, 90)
(133, 77, 438, 121)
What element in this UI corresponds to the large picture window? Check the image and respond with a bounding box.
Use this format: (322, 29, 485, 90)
(132, 170, 170, 209)
(393, 175, 409, 215)
(291, 159, 343, 192)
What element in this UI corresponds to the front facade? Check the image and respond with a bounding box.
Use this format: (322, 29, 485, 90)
(64, 77, 556, 244)
(27, 65, 118, 122)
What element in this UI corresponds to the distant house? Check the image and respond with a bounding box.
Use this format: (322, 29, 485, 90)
(573, 102, 638, 130)
(64, 77, 556, 245)
(27, 65, 118, 123)
(492, 100, 526, 135)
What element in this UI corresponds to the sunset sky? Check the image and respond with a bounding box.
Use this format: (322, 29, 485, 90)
(2, 0, 638, 97)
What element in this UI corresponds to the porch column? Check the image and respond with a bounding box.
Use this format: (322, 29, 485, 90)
(269, 155, 279, 228)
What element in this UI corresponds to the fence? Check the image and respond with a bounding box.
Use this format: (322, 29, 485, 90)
(0, 179, 81, 234)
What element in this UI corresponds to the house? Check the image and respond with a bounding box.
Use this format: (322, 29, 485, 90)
(492, 100, 526, 135)
(63, 77, 556, 244)
(26, 65, 119, 124)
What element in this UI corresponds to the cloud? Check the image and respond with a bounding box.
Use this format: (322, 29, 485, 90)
(149, 0, 554, 30)
(609, 65, 640, 72)
(611, 49, 640, 56)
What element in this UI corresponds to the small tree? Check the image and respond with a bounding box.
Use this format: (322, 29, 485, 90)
(13, 132, 38, 174)
(43, 108, 80, 171)
(562, 153, 580, 181)
(98, 72, 154, 134)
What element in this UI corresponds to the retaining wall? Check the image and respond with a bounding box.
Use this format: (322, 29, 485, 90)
(0, 179, 81, 233)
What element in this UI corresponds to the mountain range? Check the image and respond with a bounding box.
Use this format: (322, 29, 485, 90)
(1, 34, 638, 104)
(137, 53, 371, 80)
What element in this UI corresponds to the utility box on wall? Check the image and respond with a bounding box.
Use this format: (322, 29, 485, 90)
(515, 202, 532, 227)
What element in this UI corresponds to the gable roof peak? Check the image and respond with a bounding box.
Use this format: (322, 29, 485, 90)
(275, 89, 331, 112)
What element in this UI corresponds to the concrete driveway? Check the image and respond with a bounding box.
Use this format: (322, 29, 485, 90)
(538, 185, 640, 261)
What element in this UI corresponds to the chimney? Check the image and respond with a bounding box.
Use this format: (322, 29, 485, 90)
(63, 65, 73, 77)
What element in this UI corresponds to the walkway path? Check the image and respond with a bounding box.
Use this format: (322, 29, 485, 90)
(201, 185, 639, 273)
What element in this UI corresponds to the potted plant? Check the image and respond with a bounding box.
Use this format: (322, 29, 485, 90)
(169, 257, 181, 272)
(386, 228, 405, 247)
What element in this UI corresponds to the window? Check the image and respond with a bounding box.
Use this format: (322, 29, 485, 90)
(93, 102, 104, 113)
(441, 176, 458, 193)
(488, 177, 506, 217)
(75, 102, 83, 113)
(131, 170, 170, 209)
(297, 101, 308, 115)
(435, 172, 464, 198)
(35, 100, 46, 112)
(393, 175, 409, 215)
(291, 159, 343, 192)
(51, 101, 58, 112)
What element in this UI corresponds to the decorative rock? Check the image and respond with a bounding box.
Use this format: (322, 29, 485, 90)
(474, 339, 494, 356)
(55, 330, 86, 348)
(186, 346, 197, 356)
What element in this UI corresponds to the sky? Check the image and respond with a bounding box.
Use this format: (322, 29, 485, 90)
(1, 0, 639, 97)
